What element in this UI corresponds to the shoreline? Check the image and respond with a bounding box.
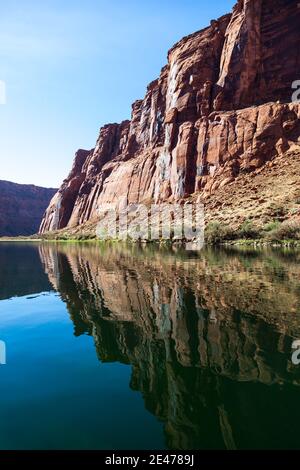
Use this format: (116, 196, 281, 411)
(1, 236, 300, 248)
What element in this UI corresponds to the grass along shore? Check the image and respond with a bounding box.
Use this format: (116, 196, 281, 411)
(1, 218, 300, 247)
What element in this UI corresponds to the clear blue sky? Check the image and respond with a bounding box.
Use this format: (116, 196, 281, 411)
(0, 0, 235, 188)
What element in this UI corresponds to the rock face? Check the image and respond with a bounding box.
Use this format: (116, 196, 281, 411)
(40, 0, 300, 233)
(0, 180, 56, 237)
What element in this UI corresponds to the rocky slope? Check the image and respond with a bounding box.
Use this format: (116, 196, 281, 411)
(40, 0, 300, 234)
(0, 180, 56, 236)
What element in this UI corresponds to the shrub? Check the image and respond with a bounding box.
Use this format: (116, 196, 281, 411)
(262, 221, 280, 232)
(237, 219, 260, 239)
(205, 222, 237, 244)
(266, 220, 300, 241)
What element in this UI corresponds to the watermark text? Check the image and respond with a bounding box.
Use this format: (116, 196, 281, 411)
(0, 340, 6, 365)
(96, 202, 205, 251)
(0, 81, 6, 105)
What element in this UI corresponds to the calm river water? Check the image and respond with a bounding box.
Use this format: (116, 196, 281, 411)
(0, 242, 300, 449)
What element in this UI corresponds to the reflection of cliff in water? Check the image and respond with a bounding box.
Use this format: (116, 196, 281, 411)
(40, 243, 300, 449)
(0, 243, 54, 300)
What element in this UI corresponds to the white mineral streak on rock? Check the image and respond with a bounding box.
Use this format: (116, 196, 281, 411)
(164, 124, 171, 148)
(51, 194, 62, 231)
(175, 168, 185, 198)
(154, 61, 179, 201)
(209, 165, 217, 176)
(140, 102, 150, 146)
(166, 60, 179, 112)
(149, 95, 157, 143)
(154, 144, 172, 202)
(158, 150, 171, 181)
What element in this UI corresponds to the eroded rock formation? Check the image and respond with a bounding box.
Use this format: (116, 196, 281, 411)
(40, 0, 300, 233)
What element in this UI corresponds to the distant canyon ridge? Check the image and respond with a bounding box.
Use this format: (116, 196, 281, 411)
(0, 181, 56, 237)
(38, 0, 300, 234)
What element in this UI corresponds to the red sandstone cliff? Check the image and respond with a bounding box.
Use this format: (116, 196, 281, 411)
(0, 180, 56, 237)
(40, 0, 300, 234)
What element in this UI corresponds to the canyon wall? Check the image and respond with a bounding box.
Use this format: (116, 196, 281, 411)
(0, 180, 56, 236)
(40, 0, 300, 233)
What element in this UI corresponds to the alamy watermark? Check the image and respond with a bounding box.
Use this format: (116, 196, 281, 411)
(0, 340, 6, 365)
(96, 202, 205, 250)
(0, 80, 6, 105)
(291, 340, 300, 365)
(291, 80, 300, 103)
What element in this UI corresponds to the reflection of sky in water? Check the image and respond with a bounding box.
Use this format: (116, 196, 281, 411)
(0, 292, 163, 450)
